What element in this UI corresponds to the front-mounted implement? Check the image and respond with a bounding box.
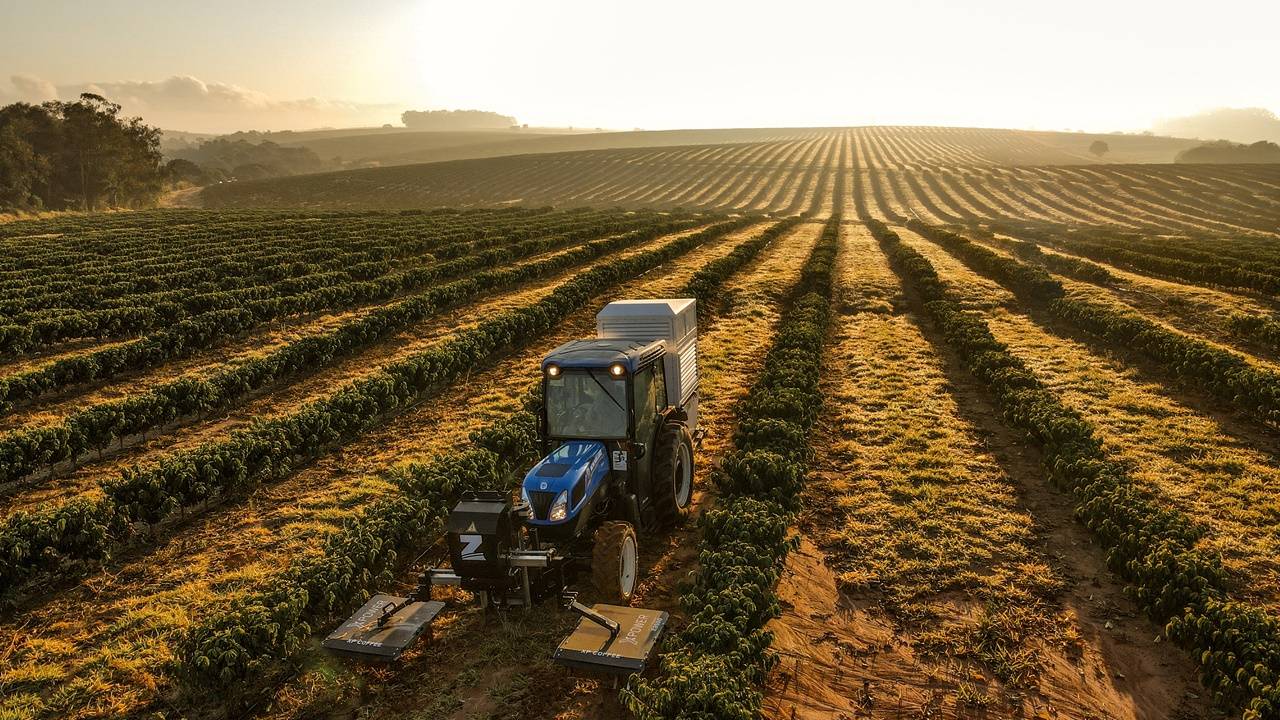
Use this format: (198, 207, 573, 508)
(326, 299, 699, 678)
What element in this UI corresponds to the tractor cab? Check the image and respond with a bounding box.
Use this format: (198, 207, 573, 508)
(526, 338, 673, 538)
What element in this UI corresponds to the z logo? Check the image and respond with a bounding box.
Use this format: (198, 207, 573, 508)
(458, 534, 485, 561)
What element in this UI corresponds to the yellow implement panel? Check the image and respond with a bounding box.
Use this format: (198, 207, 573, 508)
(553, 603, 669, 674)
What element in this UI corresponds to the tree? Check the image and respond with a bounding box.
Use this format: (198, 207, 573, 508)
(0, 94, 162, 212)
(163, 158, 207, 186)
(0, 116, 47, 210)
(1089, 140, 1110, 158)
(0, 102, 60, 210)
(56, 94, 163, 210)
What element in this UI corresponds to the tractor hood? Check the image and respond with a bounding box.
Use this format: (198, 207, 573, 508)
(522, 440, 609, 525)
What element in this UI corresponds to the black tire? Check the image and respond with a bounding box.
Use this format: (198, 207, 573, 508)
(652, 420, 695, 527)
(592, 521, 638, 603)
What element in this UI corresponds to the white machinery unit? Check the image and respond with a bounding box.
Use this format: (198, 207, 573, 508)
(596, 299, 698, 432)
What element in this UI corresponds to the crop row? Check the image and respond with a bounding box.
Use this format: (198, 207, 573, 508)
(0, 209, 499, 309)
(0, 208, 548, 287)
(0, 217, 756, 594)
(0, 211, 655, 353)
(683, 217, 804, 313)
(2, 244, 391, 313)
(904, 220, 1063, 300)
(1230, 315, 1280, 356)
(0, 212, 683, 413)
(1072, 230, 1280, 278)
(0, 217, 707, 486)
(624, 215, 840, 719)
(0, 209, 533, 328)
(179, 400, 541, 690)
(174, 216, 797, 689)
(908, 222, 1280, 428)
(1008, 226, 1280, 296)
(872, 219, 1280, 719)
(976, 225, 1114, 284)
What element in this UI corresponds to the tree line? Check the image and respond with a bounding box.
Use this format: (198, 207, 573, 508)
(0, 94, 163, 212)
(1176, 139, 1280, 164)
(164, 138, 330, 185)
(400, 109, 517, 130)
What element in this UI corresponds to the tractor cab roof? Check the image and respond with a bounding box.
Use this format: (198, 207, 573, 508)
(541, 339, 666, 374)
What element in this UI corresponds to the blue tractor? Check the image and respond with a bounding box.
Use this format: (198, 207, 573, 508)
(326, 300, 699, 675)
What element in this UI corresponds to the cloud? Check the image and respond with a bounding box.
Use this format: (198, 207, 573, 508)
(1, 74, 401, 133)
(8, 75, 58, 103)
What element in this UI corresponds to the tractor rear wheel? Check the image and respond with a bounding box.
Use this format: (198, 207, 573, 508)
(652, 421, 695, 527)
(592, 521, 638, 603)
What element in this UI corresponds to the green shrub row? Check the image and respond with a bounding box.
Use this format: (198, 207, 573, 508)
(0, 210, 627, 352)
(915, 223, 1280, 428)
(624, 215, 840, 719)
(683, 216, 803, 312)
(0, 217, 705, 485)
(1006, 225, 1280, 296)
(0, 211, 680, 408)
(1230, 314, 1280, 356)
(0, 209, 598, 312)
(173, 216, 794, 689)
(904, 219, 1064, 300)
(870, 219, 1280, 719)
(0, 217, 754, 594)
(1048, 298, 1280, 425)
(1076, 231, 1280, 281)
(974, 225, 1114, 284)
(0, 208, 574, 311)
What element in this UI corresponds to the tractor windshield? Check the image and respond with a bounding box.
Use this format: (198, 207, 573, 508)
(546, 368, 629, 439)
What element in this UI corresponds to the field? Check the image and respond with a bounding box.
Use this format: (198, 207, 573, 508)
(196, 127, 1280, 237)
(264, 127, 825, 169)
(2, 126, 1280, 720)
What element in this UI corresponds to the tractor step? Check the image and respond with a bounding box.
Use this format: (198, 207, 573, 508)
(322, 593, 445, 662)
(552, 603, 668, 675)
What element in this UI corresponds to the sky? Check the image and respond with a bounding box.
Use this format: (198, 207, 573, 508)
(1, 0, 1277, 134)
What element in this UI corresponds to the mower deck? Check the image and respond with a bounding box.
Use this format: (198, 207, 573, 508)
(552, 603, 669, 675)
(323, 593, 446, 662)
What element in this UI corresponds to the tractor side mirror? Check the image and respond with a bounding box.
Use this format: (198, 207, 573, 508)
(633, 443, 646, 459)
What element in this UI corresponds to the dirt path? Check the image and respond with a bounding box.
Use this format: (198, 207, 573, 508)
(243, 221, 827, 720)
(158, 186, 204, 209)
(761, 223, 1208, 720)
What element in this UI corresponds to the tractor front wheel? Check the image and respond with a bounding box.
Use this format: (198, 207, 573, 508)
(592, 521, 638, 603)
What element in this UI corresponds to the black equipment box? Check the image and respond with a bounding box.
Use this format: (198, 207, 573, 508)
(447, 491, 517, 589)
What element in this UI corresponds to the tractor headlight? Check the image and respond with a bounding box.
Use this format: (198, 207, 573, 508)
(549, 490, 569, 522)
(546, 364, 560, 377)
(609, 362, 626, 377)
